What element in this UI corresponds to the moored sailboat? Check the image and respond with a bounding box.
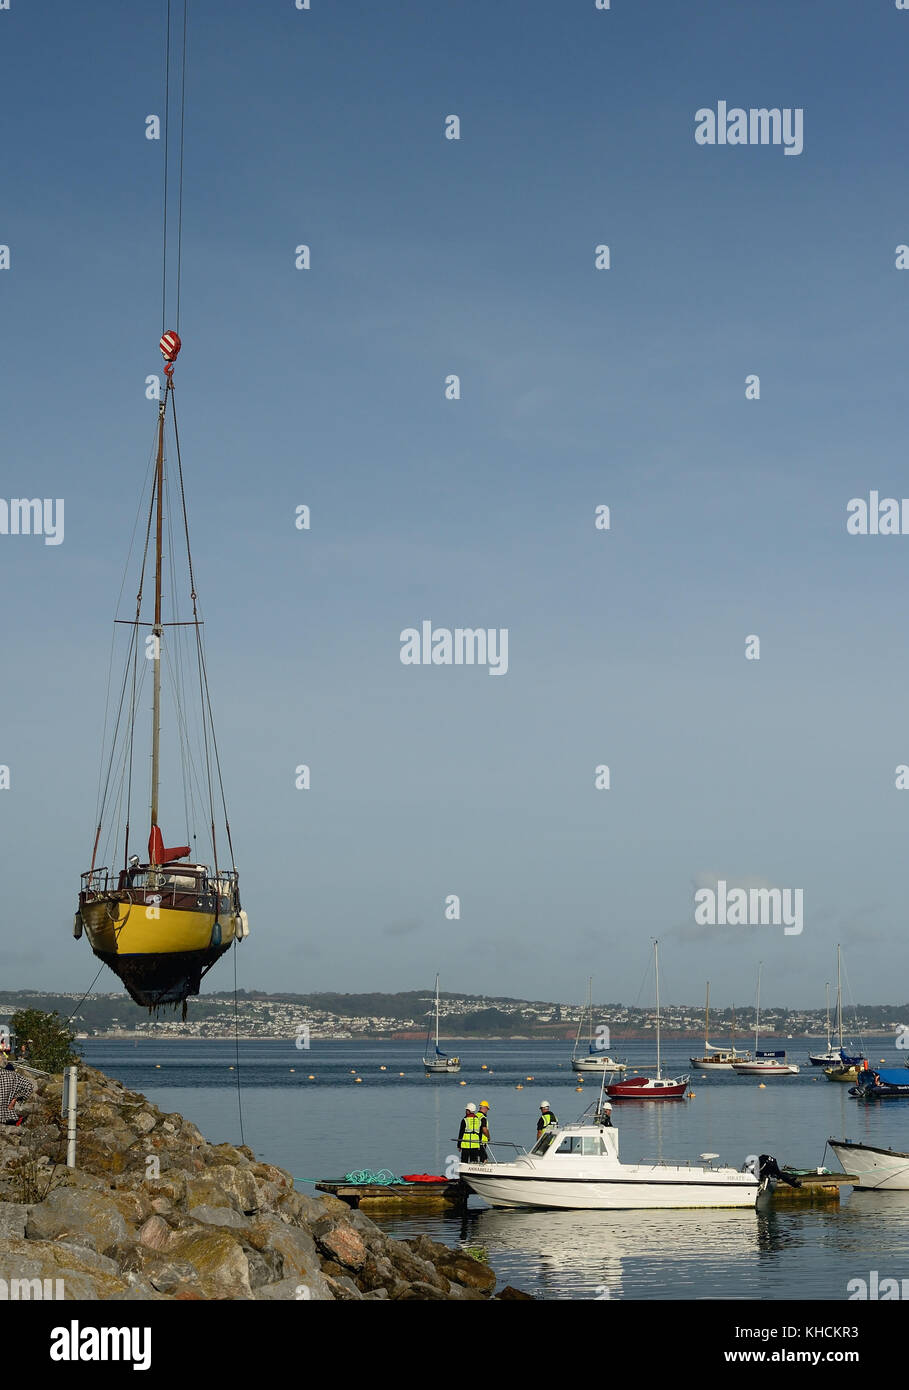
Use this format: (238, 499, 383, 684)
(689, 984, 753, 1070)
(422, 975, 460, 1073)
(823, 945, 866, 1082)
(731, 963, 799, 1075)
(607, 941, 689, 1100)
(571, 978, 626, 1073)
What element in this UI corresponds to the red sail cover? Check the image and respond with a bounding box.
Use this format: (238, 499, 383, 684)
(148, 825, 191, 866)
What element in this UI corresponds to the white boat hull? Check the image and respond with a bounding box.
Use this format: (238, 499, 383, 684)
(571, 1057, 625, 1073)
(731, 1062, 799, 1075)
(460, 1162, 759, 1211)
(829, 1141, 909, 1190)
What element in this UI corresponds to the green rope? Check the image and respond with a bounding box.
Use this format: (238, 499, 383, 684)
(343, 1169, 400, 1185)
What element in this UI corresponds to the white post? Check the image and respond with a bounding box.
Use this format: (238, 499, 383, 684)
(64, 1066, 77, 1168)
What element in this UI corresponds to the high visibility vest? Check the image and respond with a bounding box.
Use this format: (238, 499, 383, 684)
(540, 1111, 555, 1128)
(479, 1114, 490, 1142)
(461, 1114, 483, 1149)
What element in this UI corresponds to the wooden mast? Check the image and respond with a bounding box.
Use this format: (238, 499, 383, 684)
(149, 389, 166, 863)
(654, 940, 661, 1081)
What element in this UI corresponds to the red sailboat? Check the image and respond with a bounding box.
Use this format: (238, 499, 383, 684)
(607, 941, 689, 1101)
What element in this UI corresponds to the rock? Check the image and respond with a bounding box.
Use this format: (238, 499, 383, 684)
(138, 1215, 177, 1251)
(168, 1229, 252, 1297)
(142, 1256, 204, 1296)
(53, 1242, 120, 1276)
(393, 1280, 451, 1301)
(190, 1205, 250, 1230)
(26, 1188, 130, 1255)
(248, 1215, 334, 1299)
(185, 1165, 260, 1214)
(355, 1251, 396, 1293)
(324, 1274, 363, 1301)
(131, 1111, 157, 1135)
(0, 1202, 32, 1239)
(0, 1234, 132, 1299)
(497, 1285, 535, 1300)
(255, 1276, 333, 1302)
(439, 1253, 497, 1294)
(384, 1237, 449, 1292)
(316, 1220, 368, 1271)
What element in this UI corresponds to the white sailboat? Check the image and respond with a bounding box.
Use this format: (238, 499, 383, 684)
(571, 978, 626, 1073)
(808, 982, 841, 1066)
(823, 945, 865, 1082)
(689, 984, 753, 1070)
(828, 1139, 909, 1190)
(422, 975, 460, 1074)
(731, 963, 799, 1075)
(606, 941, 689, 1099)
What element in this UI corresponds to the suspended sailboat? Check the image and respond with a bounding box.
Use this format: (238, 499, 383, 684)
(422, 976, 460, 1073)
(570, 977, 626, 1073)
(74, 330, 249, 1014)
(689, 984, 753, 1070)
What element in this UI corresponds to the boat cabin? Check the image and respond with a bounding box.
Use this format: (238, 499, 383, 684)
(529, 1124, 621, 1163)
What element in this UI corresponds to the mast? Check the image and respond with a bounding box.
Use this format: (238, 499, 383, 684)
(587, 977, 593, 1049)
(836, 946, 843, 1051)
(825, 981, 831, 1050)
(754, 962, 762, 1054)
(731, 1005, 737, 1056)
(654, 940, 661, 1080)
(435, 974, 441, 1053)
(704, 981, 710, 1050)
(149, 391, 166, 862)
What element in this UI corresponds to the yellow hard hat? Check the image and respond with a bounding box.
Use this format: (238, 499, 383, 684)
(479, 1100, 490, 1108)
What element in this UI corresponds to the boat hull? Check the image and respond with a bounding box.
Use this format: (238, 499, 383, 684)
(78, 894, 237, 1008)
(828, 1140, 909, 1190)
(459, 1164, 758, 1211)
(606, 1075, 688, 1099)
(731, 1062, 799, 1075)
(572, 1057, 625, 1073)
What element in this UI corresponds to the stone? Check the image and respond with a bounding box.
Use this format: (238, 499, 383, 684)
(0, 1234, 132, 1299)
(0, 1202, 32, 1239)
(497, 1285, 535, 1300)
(324, 1274, 363, 1301)
(255, 1276, 333, 1302)
(316, 1220, 367, 1271)
(168, 1229, 252, 1297)
(138, 1215, 177, 1251)
(131, 1111, 157, 1135)
(26, 1188, 130, 1255)
(185, 1165, 260, 1214)
(393, 1280, 451, 1301)
(439, 1253, 497, 1294)
(248, 1215, 333, 1299)
(190, 1204, 250, 1229)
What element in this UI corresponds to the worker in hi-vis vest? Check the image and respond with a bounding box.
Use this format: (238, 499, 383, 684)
(458, 1103, 484, 1163)
(478, 1100, 491, 1160)
(537, 1101, 558, 1136)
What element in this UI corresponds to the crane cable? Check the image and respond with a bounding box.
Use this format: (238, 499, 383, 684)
(161, 0, 189, 336)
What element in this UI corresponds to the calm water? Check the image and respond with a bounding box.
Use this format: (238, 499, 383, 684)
(80, 1037, 909, 1301)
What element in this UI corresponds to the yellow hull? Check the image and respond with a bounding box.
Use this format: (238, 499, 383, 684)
(82, 899, 237, 957)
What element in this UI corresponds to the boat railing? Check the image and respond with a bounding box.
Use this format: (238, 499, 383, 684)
(81, 864, 239, 910)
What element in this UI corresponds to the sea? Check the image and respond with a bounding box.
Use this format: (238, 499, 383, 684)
(79, 1035, 909, 1303)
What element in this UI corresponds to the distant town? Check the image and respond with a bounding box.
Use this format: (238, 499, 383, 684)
(1, 988, 906, 1042)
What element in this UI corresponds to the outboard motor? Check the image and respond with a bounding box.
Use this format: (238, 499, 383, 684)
(758, 1153, 801, 1188)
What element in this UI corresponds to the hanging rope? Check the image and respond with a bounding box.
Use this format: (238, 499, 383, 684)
(161, 0, 188, 336)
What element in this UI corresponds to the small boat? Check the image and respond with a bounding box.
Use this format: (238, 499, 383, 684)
(571, 978, 626, 1074)
(828, 1138, 909, 1189)
(731, 964, 799, 1075)
(458, 1101, 761, 1211)
(607, 941, 689, 1100)
(422, 975, 460, 1073)
(822, 945, 865, 1082)
(689, 986, 753, 1070)
(848, 1066, 909, 1099)
(809, 982, 842, 1066)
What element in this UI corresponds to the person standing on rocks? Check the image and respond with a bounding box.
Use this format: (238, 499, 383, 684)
(536, 1101, 558, 1138)
(0, 1062, 35, 1125)
(458, 1103, 483, 1163)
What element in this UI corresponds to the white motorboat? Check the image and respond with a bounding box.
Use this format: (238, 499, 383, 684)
(422, 975, 460, 1074)
(571, 977, 626, 1073)
(730, 963, 799, 1075)
(689, 986, 753, 1070)
(459, 1116, 761, 1211)
(828, 1139, 909, 1190)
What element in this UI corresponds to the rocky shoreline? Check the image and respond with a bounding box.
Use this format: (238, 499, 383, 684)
(0, 1065, 531, 1301)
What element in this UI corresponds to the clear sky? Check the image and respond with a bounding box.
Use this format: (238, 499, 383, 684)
(2, 0, 908, 1011)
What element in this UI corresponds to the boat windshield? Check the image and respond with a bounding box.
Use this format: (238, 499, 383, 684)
(531, 1130, 559, 1156)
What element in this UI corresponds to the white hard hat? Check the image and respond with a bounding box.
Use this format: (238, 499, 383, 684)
(466, 1103, 477, 1113)
(604, 1102, 612, 1110)
(540, 1101, 550, 1109)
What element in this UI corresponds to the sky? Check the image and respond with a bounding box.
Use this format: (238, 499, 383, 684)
(2, 0, 909, 1010)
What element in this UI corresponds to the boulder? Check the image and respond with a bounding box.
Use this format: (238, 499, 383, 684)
(189, 1205, 250, 1230)
(168, 1229, 252, 1297)
(439, 1253, 497, 1294)
(26, 1188, 130, 1255)
(0, 1234, 132, 1299)
(315, 1220, 368, 1271)
(393, 1280, 451, 1301)
(138, 1215, 178, 1251)
(130, 1111, 157, 1136)
(248, 1215, 333, 1299)
(255, 1276, 333, 1302)
(0, 1202, 32, 1239)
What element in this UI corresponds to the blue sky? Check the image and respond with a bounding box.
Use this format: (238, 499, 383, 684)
(2, 0, 909, 1009)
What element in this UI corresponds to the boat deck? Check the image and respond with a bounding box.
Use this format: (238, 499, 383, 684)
(771, 1172, 857, 1202)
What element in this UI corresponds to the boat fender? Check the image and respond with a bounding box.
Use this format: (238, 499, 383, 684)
(73, 912, 83, 940)
(238, 909, 249, 939)
(210, 921, 222, 948)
